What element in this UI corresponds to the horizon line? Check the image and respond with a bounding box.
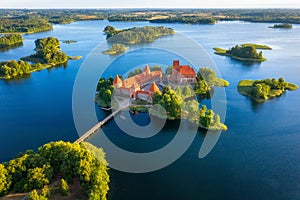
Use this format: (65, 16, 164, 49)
(1, 7, 300, 9)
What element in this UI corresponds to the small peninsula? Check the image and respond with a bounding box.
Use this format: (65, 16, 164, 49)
(102, 43, 129, 55)
(214, 44, 268, 62)
(238, 78, 298, 102)
(0, 34, 23, 50)
(269, 23, 293, 29)
(103, 25, 175, 44)
(0, 37, 81, 79)
(62, 40, 77, 44)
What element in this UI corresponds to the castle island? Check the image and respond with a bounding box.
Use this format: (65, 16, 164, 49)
(113, 60, 197, 103)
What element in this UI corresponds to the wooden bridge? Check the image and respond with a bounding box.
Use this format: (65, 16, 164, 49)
(75, 106, 127, 143)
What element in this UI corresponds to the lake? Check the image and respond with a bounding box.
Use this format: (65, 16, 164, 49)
(0, 20, 300, 200)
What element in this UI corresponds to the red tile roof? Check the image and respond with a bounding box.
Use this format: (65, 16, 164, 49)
(113, 75, 122, 84)
(149, 82, 160, 93)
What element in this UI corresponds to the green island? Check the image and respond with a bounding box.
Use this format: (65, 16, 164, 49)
(0, 141, 109, 200)
(95, 65, 228, 131)
(0, 34, 23, 50)
(62, 40, 78, 44)
(269, 23, 293, 29)
(102, 43, 129, 55)
(103, 25, 175, 44)
(150, 86, 228, 131)
(238, 78, 298, 102)
(213, 45, 268, 62)
(241, 43, 272, 50)
(0, 37, 81, 79)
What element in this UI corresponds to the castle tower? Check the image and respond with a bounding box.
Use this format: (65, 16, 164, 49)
(113, 75, 122, 89)
(144, 65, 151, 75)
(148, 82, 160, 96)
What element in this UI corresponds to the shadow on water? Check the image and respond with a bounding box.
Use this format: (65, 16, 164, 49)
(0, 42, 23, 52)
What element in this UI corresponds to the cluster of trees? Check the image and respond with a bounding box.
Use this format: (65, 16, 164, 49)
(0, 141, 110, 200)
(151, 86, 227, 130)
(0, 34, 23, 49)
(0, 60, 44, 78)
(270, 23, 293, 28)
(194, 68, 229, 98)
(150, 16, 216, 24)
(0, 17, 52, 33)
(96, 77, 114, 108)
(102, 43, 129, 55)
(226, 45, 264, 60)
(253, 78, 288, 99)
(23, 37, 68, 65)
(104, 25, 175, 44)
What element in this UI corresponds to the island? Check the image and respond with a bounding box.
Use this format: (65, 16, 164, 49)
(238, 78, 298, 102)
(213, 44, 268, 62)
(0, 37, 81, 79)
(95, 60, 228, 131)
(0, 34, 23, 50)
(0, 141, 109, 199)
(103, 25, 175, 44)
(269, 23, 293, 29)
(149, 16, 216, 24)
(102, 43, 129, 55)
(62, 40, 78, 44)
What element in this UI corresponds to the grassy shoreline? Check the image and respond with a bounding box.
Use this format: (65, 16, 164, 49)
(213, 47, 267, 62)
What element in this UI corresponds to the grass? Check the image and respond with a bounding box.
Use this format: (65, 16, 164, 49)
(238, 79, 298, 102)
(241, 43, 272, 50)
(214, 78, 230, 87)
(129, 105, 149, 113)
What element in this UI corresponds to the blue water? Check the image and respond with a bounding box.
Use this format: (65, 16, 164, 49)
(0, 20, 300, 199)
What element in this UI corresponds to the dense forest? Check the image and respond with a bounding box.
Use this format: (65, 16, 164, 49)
(238, 78, 298, 102)
(1, 9, 300, 34)
(269, 23, 293, 28)
(151, 86, 227, 130)
(0, 34, 23, 49)
(23, 37, 69, 65)
(104, 25, 175, 44)
(0, 141, 109, 200)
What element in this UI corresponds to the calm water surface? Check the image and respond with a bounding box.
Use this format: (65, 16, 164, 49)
(0, 20, 300, 200)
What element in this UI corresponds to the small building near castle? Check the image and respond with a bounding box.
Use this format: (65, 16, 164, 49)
(171, 60, 197, 84)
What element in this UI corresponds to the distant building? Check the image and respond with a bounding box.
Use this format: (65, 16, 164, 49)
(171, 60, 196, 84)
(113, 65, 162, 100)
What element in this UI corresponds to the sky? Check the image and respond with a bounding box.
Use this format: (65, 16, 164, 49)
(1, 0, 300, 9)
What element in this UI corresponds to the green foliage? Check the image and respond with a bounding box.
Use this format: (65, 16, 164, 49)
(95, 77, 114, 108)
(102, 43, 129, 55)
(241, 43, 272, 50)
(0, 34, 23, 49)
(60, 179, 69, 196)
(226, 45, 264, 60)
(0, 60, 33, 78)
(0, 141, 109, 199)
(0, 17, 52, 33)
(28, 189, 40, 200)
(270, 23, 293, 28)
(0, 164, 11, 196)
(33, 37, 68, 64)
(238, 78, 298, 102)
(105, 25, 175, 44)
(165, 66, 173, 75)
(150, 16, 216, 24)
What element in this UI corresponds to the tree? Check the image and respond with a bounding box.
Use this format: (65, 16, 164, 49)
(194, 80, 208, 96)
(28, 190, 40, 200)
(60, 178, 69, 196)
(0, 164, 10, 196)
(182, 85, 193, 97)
